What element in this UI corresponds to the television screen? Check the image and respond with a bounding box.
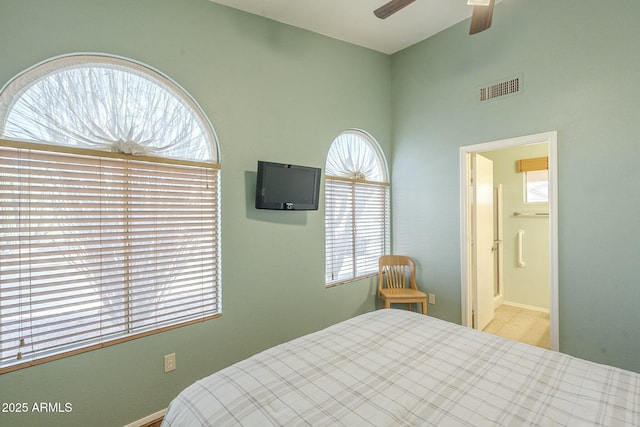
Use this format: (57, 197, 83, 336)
(255, 161, 321, 210)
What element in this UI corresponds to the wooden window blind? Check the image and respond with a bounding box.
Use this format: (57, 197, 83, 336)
(325, 177, 390, 286)
(517, 156, 548, 172)
(0, 142, 221, 373)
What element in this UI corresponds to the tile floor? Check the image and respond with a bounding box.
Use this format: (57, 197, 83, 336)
(482, 304, 550, 349)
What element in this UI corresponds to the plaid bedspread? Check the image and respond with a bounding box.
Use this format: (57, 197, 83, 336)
(162, 309, 640, 426)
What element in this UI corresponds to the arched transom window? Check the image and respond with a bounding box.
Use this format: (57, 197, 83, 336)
(325, 130, 390, 286)
(0, 54, 221, 373)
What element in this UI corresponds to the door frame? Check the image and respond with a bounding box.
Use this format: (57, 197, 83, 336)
(459, 131, 559, 351)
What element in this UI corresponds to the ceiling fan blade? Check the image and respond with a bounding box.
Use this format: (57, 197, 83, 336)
(374, 0, 416, 19)
(469, 0, 495, 35)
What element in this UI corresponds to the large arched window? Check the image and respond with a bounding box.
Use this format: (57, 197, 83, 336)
(325, 130, 390, 286)
(0, 54, 221, 373)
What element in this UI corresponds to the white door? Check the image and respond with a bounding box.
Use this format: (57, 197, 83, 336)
(460, 131, 558, 350)
(473, 154, 495, 330)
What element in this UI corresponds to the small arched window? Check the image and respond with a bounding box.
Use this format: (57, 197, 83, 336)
(325, 130, 390, 286)
(0, 54, 221, 373)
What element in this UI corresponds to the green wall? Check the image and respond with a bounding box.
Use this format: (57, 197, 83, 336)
(391, 0, 640, 371)
(0, 0, 390, 425)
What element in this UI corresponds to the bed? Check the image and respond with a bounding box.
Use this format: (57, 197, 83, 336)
(162, 309, 640, 426)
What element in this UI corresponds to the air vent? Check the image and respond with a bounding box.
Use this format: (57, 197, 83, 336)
(480, 76, 521, 102)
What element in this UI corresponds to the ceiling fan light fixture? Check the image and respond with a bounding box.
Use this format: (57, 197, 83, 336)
(467, 0, 491, 6)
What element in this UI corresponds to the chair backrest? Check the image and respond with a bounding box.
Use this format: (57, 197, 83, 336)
(378, 255, 417, 292)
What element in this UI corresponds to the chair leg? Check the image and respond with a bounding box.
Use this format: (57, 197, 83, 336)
(383, 299, 391, 309)
(407, 303, 412, 312)
(421, 300, 427, 315)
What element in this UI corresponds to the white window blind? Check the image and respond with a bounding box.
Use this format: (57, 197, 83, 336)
(0, 143, 220, 372)
(325, 178, 390, 284)
(0, 54, 221, 373)
(325, 131, 390, 286)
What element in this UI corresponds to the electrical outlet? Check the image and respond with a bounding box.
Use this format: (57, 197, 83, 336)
(164, 353, 176, 373)
(428, 293, 436, 305)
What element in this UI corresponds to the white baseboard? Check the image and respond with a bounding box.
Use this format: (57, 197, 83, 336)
(123, 408, 166, 427)
(502, 300, 549, 314)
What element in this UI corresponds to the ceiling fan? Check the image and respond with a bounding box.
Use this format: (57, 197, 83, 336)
(374, 0, 495, 35)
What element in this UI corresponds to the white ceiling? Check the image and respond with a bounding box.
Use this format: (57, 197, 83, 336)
(208, 0, 479, 54)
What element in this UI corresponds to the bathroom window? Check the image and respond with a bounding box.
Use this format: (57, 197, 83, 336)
(524, 169, 549, 203)
(517, 156, 549, 204)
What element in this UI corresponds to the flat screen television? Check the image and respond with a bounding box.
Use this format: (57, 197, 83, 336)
(255, 161, 321, 210)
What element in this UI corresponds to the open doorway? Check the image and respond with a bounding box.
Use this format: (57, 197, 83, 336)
(460, 131, 559, 351)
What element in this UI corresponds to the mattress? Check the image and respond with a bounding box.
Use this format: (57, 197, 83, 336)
(162, 309, 640, 426)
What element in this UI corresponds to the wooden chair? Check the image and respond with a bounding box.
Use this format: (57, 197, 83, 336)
(378, 255, 427, 315)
